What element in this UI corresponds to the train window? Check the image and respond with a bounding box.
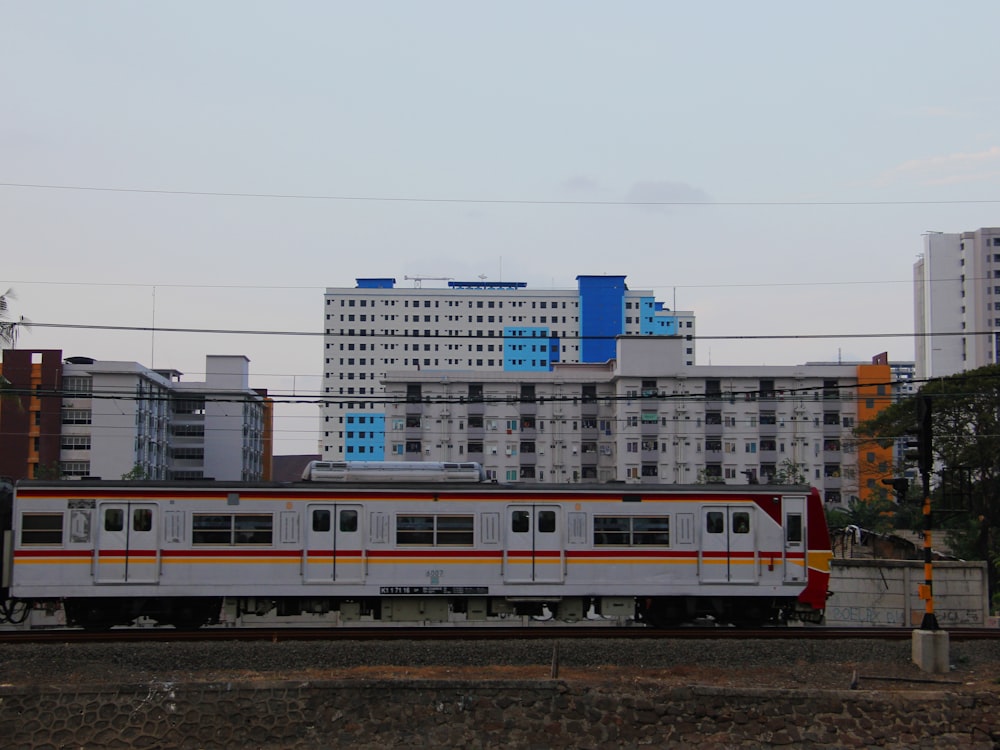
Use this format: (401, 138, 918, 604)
(312, 509, 331, 532)
(396, 515, 473, 546)
(538, 511, 556, 534)
(594, 516, 669, 546)
(706, 512, 724, 534)
(193, 514, 273, 545)
(20, 513, 63, 545)
(105, 509, 124, 532)
(786, 514, 803, 543)
(633, 516, 670, 545)
(133, 508, 153, 533)
(234, 515, 273, 545)
(436, 516, 473, 545)
(193, 515, 234, 544)
(512, 510, 530, 533)
(340, 510, 359, 533)
(594, 516, 630, 545)
(397, 515, 435, 545)
(732, 512, 750, 534)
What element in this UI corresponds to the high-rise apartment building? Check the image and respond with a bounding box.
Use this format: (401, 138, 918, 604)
(322, 275, 694, 460)
(381, 337, 895, 506)
(0, 351, 272, 481)
(914, 227, 1000, 379)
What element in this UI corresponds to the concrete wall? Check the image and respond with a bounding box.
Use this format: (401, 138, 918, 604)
(826, 559, 989, 628)
(1, 679, 997, 749)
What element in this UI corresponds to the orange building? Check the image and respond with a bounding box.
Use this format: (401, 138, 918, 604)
(0, 349, 65, 481)
(855, 356, 894, 501)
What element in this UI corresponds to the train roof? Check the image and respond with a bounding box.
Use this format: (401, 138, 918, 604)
(13, 478, 816, 496)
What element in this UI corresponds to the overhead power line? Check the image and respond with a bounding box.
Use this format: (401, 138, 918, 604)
(3, 181, 1000, 207)
(16, 320, 993, 341)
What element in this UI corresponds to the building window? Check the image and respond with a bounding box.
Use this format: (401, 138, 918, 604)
(60, 461, 91, 477)
(60, 435, 92, 450)
(62, 376, 92, 394)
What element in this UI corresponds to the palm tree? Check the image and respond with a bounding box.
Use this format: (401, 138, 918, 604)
(0, 288, 27, 347)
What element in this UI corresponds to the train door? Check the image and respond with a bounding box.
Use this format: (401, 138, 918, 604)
(504, 505, 563, 583)
(782, 496, 806, 583)
(699, 505, 757, 584)
(94, 502, 159, 584)
(304, 504, 364, 583)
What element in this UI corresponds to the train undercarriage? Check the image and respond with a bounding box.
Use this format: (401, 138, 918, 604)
(9, 594, 822, 630)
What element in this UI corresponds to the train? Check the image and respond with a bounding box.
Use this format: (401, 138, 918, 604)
(0, 467, 832, 629)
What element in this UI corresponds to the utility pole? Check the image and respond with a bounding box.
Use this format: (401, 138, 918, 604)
(914, 394, 937, 631)
(910, 393, 948, 672)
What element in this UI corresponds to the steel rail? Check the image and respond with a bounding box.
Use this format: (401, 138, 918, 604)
(1, 625, 997, 645)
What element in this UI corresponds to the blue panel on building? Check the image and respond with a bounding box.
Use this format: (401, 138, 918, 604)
(504, 327, 553, 371)
(577, 276, 626, 363)
(639, 297, 657, 335)
(654, 316, 678, 335)
(355, 278, 396, 289)
(344, 412, 386, 460)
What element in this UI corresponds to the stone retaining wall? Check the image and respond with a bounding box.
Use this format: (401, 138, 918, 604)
(1, 679, 998, 749)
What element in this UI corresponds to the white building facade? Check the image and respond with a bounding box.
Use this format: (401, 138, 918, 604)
(322, 275, 695, 461)
(59, 354, 269, 481)
(381, 337, 896, 507)
(914, 227, 1000, 379)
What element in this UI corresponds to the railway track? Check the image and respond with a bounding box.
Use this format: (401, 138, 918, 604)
(2, 625, 997, 644)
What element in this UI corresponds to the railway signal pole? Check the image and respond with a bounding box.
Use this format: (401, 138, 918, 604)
(912, 395, 938, 632)
(909, 394, 948, 672)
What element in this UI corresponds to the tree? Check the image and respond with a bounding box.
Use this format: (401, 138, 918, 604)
(826, 488, 910, 537)
(855, 364, 1000, 601)
(0, 288, 28, 347)
(121, 465, 148, 481)
(772, 458, 807, 485)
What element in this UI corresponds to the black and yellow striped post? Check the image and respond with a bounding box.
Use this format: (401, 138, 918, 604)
(918, 485, 938, 631)
(915, 395, 938, 630)
(910, 394, 949, 671)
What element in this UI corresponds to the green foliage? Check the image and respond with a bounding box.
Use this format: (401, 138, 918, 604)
(694, 468, 725, 484)
(826, 495, 899, 536)
(856, 364, 1000, 532)
(121, 464, 148, 481)
(33, 462, 62, 480)
(0, 288, 28, 347)
(772, 458, 806, 485)
(855, 364, 1000, 601)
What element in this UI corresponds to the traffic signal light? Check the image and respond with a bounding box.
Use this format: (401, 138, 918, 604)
(904, 395, 933, 476)
(881, 477, 909, 502)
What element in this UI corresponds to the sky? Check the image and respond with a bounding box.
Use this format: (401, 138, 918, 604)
(3, 2, 1000, 454)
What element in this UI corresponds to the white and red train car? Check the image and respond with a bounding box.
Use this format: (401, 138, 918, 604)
(5, 473, 832, 629)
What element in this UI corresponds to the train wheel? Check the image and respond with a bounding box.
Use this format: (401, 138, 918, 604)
(641, 598, 684, 628)
(162, 598, 222, 630)
(729, 599, 768, 628)
(64, 599, 122, 631)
